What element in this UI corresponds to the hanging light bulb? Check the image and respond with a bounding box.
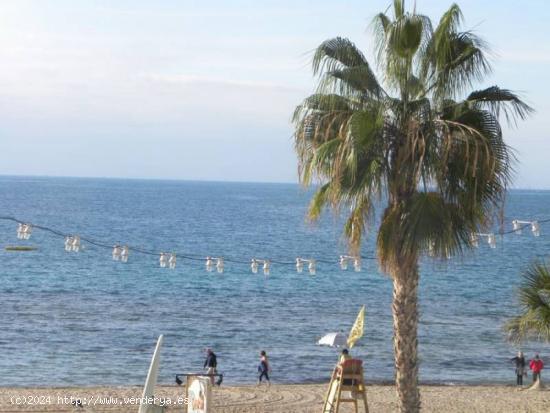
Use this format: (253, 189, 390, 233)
(296, 258, 304, 273)
(353, 257, 361, 272)
(251, 259, 258, 274)
(512, 219, 541, 237)
(22, 224, 31, 240)
(159, 252, 168, 268)
(532, 221, 541, 237)
(263, 260, 270, 276)
(71, 236, 81, 252)
(168, 253, 176, 269)
(487, 233, 496, 249)
(512, 220, 522, 235)
(216, 258, 224, 273)
(112, 245, 121, 261)
(339, 255, 348, 270)
(17, 223, 32, 240)
(25, 225, 32, 240)
(470, 233, 479, 248)
(65, 236, 73, 252)
(120, 246, 129, 263)
(206, 257, 214, 272)
(64, 236, 80, 253)
(308, 260, 316, 275)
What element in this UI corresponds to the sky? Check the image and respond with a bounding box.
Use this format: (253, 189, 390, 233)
(0, 0, 549, 187)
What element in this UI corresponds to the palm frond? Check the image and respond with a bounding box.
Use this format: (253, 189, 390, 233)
(308, 183, 332, 220)
(387, 14, 425, 59)
(467, 86, 534, 125)
(435, 3, 464, 38)
(421, 4, 491, 100)
(505, 262, 550, 344)
(319, 66, 384, 99)
(312, 37, 368, 75)
(343, 194, 373, 253)
(371, 12, 392, 68)
(377, 191, 480, 270)
(393, 0, 404, 19)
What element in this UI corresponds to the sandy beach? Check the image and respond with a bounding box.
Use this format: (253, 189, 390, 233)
(1, 384, 549, 412)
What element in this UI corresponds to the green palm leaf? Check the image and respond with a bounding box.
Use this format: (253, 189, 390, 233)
(506, 262, 550, 344)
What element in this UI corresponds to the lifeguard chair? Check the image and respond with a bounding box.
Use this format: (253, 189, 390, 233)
(322, 358, 369, 413)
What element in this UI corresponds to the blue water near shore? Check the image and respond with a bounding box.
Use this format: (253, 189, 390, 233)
(1, 176, 550, 386)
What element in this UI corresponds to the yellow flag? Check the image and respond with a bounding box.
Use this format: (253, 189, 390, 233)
(347, 305, 365, 349)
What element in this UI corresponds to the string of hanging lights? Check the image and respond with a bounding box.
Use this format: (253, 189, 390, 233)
(512, 220, 541, 236)
(296, 258, 316, 275)
(205, 257, 224, 273)
(472, 233, 497, 249)
(339, 255, 362, 271)
(2, 215, 550, 275)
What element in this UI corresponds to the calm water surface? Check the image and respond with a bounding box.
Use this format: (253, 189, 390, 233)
(1, 176, 549, 386)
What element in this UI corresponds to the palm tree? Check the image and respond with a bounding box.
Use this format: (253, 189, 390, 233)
(293, 1, 532, 411)
(506, 261, 550, 344)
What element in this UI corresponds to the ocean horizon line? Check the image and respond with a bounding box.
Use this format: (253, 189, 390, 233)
(1, 173, 550, 191)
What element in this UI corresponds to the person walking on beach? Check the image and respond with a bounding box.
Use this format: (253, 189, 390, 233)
(530, 354, 544, 383)
(511, 351, 526, 386)
(257, 350, 271, 386)
(204, 349, 218, 385)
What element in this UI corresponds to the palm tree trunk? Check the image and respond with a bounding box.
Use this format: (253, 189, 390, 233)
(392, 261, 420, 413)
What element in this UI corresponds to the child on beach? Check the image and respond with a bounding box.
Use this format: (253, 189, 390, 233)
(257, 350, 271, 386)
(529, 354, 544, 383)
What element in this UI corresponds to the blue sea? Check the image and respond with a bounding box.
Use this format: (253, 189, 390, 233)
(1, 176, 549, 387)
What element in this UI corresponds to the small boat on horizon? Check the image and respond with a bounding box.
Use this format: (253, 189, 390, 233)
(5, 245, 37, 251)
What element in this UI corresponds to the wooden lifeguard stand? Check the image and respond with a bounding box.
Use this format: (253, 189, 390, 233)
(322, 359, 369, 413)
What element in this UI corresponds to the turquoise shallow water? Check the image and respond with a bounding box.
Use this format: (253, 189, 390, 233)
(1, 176, 549, 386)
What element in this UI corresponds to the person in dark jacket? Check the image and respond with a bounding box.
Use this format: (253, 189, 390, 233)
(204, 349, 218, 385)
(510, 351, 526, 385)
